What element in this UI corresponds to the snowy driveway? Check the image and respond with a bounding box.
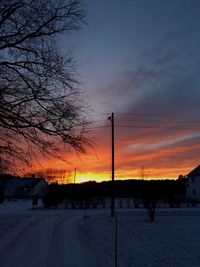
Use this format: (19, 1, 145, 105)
(1, 201, 200, 267)
(0, 201, 97, 267)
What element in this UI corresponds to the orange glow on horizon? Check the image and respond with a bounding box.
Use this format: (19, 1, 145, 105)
(21, 123, 200, 184)
(23, 145, 197, 183)
(30, 167, 188, 184)
(75, 172, 110, 183)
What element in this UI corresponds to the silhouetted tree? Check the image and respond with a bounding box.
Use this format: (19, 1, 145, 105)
(0, 0, 89, 170)
(42, 183, 64, 208)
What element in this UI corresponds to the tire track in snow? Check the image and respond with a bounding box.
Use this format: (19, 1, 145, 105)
(0, 215, 57, 267)
(0, 216, 39, 260)
(46, 215, 67, 267)
(46, 215, 98, 267)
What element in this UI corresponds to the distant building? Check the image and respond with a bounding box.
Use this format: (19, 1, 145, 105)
(1, 176, 47, 199)
(186, 165, 200, 201)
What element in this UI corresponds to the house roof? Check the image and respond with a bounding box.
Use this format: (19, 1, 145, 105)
(17, 178, 44, 187)
(0, 174, 19, 186)
(187, 165, 200, 177)
(3, 177, 45, 188)
(0, 174, 16, 181)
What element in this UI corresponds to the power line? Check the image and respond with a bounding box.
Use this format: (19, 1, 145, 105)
(115, 112, 200, 117)
(86, 123, 200, 130)
(115, 119, 200, 123)
(84, 112, 200, 131)
(115, 125, 200, 128)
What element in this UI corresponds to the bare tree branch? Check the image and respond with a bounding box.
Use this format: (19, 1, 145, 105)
(0, 0, 89, 172)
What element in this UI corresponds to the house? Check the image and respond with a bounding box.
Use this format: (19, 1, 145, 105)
(2, 176, 47, 199)
(0, 174, 15, 185)
(186, 165, 200, 201)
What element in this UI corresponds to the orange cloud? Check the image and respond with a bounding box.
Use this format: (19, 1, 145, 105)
(24, 120, 200, 183)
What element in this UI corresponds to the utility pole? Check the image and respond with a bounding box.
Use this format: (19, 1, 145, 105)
(115, 211, 118, 267)
(108, 112, 115, 217)
(74, 167, 77, 184)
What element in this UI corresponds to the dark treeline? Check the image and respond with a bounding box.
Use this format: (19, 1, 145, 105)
(43, 178, 188, 208)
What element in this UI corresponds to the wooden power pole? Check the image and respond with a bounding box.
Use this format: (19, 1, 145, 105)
(111, 112, 115, 217)
(74, 167, 77, 184)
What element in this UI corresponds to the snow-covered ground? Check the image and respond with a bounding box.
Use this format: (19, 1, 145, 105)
(81, 210, 200, 267)
(0, 200, 200, 267)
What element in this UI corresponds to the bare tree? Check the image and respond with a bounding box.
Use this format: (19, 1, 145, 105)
(0, 0, 89, 171)
(33, 168, 72, 184)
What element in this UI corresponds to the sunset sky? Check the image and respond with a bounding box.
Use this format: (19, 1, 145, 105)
(30, 0, 200, 182)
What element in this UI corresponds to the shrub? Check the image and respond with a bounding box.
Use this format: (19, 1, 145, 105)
(42, 184, 64, 208)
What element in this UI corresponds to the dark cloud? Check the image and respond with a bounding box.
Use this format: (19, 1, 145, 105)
(93, 28, 200, 177)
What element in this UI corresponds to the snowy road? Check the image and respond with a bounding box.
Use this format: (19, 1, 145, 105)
(0, 203, 98, 267)
(1, 201, 200, 267)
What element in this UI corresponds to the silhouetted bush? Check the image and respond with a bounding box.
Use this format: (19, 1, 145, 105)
(42, 184, 64, 208)
(42, 178, 187, 209)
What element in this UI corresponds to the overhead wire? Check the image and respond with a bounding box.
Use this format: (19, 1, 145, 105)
(115, 112, 200, 117)
(84, 112, 200, 132)
(115, 125, 200, 128)
(115, 119, 200, 123)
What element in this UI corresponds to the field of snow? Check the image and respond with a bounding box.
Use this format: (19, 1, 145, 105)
(79, 210, 200, 267)
(0, 200, 200, 267)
